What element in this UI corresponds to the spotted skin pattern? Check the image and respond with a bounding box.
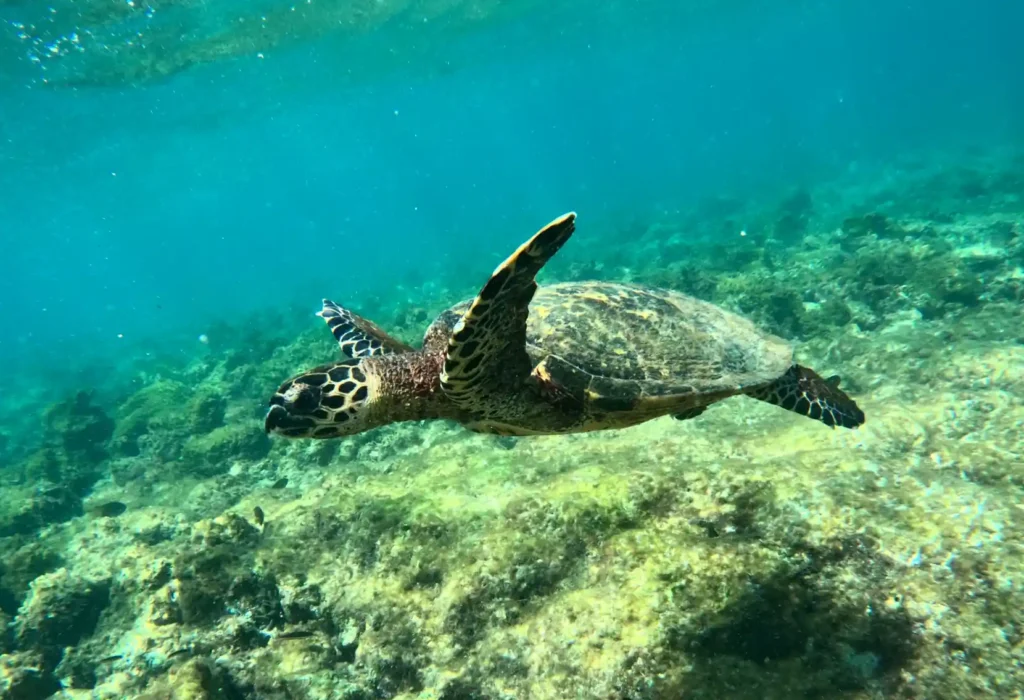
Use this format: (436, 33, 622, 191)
(264, 359, 374, 439)
(265, 211, 866, 440)
(746, 366, 864, 428)
(318, 299, 414, 358)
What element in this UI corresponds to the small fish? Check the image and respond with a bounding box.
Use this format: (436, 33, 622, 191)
(276, 630, 314, 640)
(271, 477, 289, 489)
(253, 506, 265, 527)
(98, 654, 123, 663)
(167, 648, 192, 659)
(96, 501, 128, 518)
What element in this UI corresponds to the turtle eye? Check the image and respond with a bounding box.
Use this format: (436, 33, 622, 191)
(282, 382, 322, 414)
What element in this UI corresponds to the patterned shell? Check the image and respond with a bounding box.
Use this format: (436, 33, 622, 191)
(510, 281, 795, 397)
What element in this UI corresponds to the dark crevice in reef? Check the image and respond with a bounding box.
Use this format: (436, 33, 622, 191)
(443, 494, 647, 649)
(670, 539, 917, 697)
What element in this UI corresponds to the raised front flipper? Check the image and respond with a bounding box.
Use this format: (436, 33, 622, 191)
(440, 212, 577, 414)
(318, 299, 414, 358)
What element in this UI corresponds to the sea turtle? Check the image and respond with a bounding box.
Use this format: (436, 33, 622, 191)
(265, 212, 864, 440)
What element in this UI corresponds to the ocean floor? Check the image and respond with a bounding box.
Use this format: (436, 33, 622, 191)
(1, 150, 1022, 699)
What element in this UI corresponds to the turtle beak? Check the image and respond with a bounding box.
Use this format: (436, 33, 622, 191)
(265, 380, 324, 436)
(264, 404, 316, 436)
(265, 402, 320, 438)
(264, 405, 289, 434)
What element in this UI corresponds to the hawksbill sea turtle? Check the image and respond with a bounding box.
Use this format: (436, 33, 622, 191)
(264, 212, 865, 440)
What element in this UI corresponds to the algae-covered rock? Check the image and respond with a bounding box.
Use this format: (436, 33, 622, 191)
(11, 392, 114, 497)
(134, 657, 251, 700)
(918, 254, 984, 312)
(173, 546, 283, 630)
(17, 448, 61, 484)
(169, 658, 234, 700)
(840, 236, 984, 320)
(0, 610, 10, 654)
(111, 380, 189, 458)
(170, 514, 283, 632)
(53, 643, 100, 690)
(772, 187, 813, 241)
(657, 540, 915, 696)
(839, 212, 904, 249)
(637, 261, 720, 301)
(715, 272, 807, 338)
(0, 540, 63, 613)
(13, 568, 110, 670)
(186, 390, 228, 434)
(181, 423, 271, 477)
(0, 484, 83, 537)
(443, 492, 639, 648)
(43, 390, 114, 463)
(0, 651, 62, 700)
(802, 297, 854, 335)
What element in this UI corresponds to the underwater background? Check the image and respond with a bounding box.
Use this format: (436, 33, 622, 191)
(1, 0, 1023, 697)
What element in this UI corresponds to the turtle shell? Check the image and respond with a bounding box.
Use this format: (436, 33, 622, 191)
(518, 281, 794, 401)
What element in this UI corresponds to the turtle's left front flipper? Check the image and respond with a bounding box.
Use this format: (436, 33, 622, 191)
(318, 300, 414, 358)
(440, 212, 576, 414)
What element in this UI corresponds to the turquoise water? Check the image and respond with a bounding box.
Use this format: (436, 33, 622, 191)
(2, 0, 1019, 377)
(1, 1, 1023, 697)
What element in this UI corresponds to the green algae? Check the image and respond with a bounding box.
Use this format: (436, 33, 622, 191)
(1, 392, 115, 521)
(110, 380, 191, 459)
(181, 424, 271, 477)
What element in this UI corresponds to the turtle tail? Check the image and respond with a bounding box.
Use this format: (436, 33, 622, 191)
(747, 365, 865, 429)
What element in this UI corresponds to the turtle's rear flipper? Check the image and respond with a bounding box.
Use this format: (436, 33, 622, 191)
(318, 300, 414, 358)
(441, 212, 577, 412)
(747, 365, 865, 429)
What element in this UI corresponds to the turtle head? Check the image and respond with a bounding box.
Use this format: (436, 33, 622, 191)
(264, 359, 379, 439)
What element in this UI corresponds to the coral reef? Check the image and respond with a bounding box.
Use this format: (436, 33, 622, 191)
(0, 153, 1022, 698)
